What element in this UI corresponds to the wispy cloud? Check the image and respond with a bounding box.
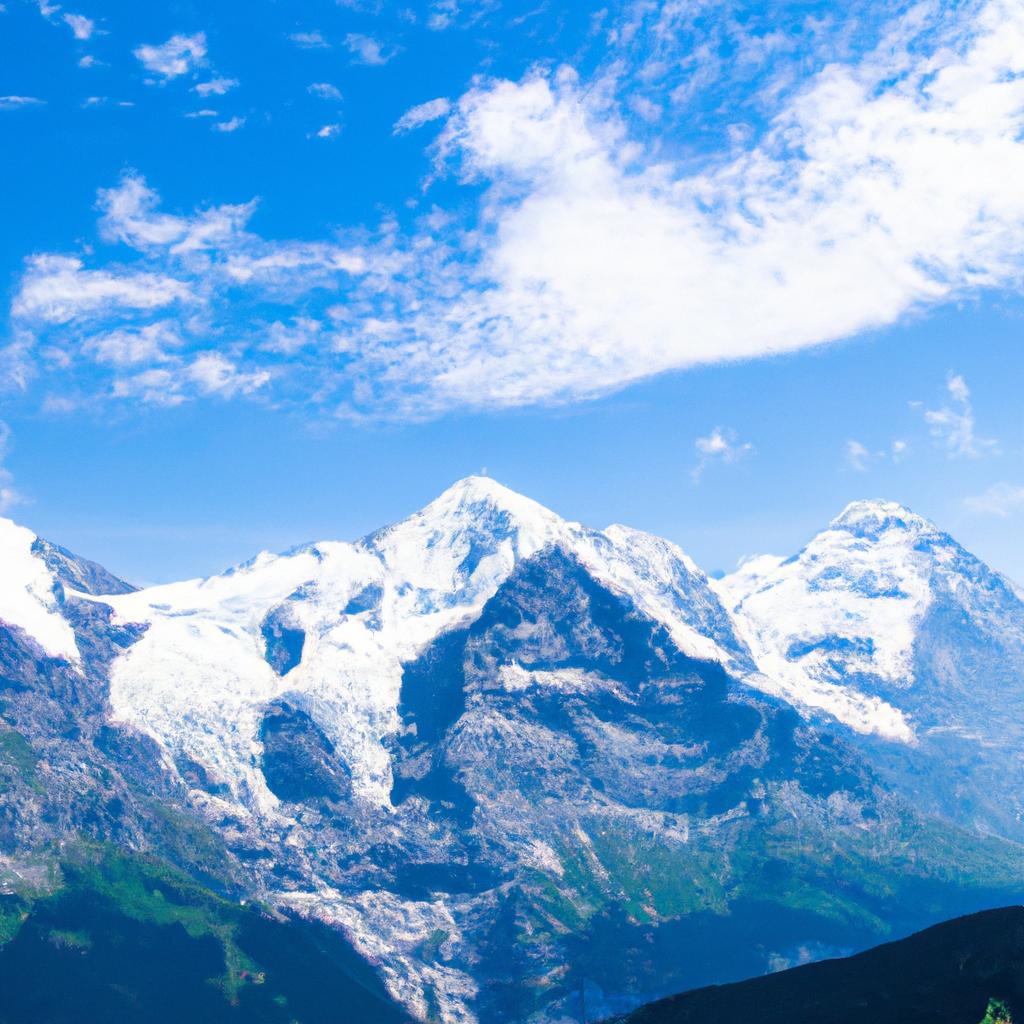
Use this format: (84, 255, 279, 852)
(10, 1, 1024, 422)
(0, 96, 45, 110)
(965, 482, 1024, 518)
(692, 427, 754, 481)
(289, 30, 330, 49)
(846, 437, 908, 471)
(308, 82, 342, 100)
(315, 123, 341, 139)
(917, 374, 996, 458)
(7, 172, 365, 408)
(194, 77, 238, 97)
(344, 33, 399, 65)
(0, 421, 22, 514)
(393, 97, 450, 134)
(134, 32, 207, 81)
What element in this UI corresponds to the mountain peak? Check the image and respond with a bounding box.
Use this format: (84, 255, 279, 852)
(829, 499, 938, 541)
(426, 475, 556, 518)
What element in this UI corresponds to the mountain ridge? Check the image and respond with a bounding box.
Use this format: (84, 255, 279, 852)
(2, 481, 1024, 1022)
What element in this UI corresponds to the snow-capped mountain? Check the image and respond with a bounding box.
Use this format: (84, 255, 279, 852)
(717, 498, 1024, 837)
(1, 484, 1023, 1023)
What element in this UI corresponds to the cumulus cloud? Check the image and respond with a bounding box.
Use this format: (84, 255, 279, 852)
(917, 374, 996, 458)
(134, 32, 207, 80)
(63, 12, 93, 39)
(213, 116, 245, 133)
(965, 482, 1024, 518)
(692, 427, 754, 481)
(315, 123, 341, 139)
(344, 33, 398, 65)
(393, 97, 450, 133)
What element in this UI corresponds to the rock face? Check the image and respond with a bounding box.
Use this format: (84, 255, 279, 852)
(1, 484, 1023, 1023)
(716, 499, 1024, 840)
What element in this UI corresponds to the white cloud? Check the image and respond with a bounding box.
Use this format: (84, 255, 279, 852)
(0, 96, 45, 110)
(13, 255, 192, 324)
(692, 427, 754, 480)
(78, 55, 101, 68)
(187, 352, 270, 397)
(309, 82, 342, 100)
(918, 373, 996, 458)
(845, 437, 909, 470)
(330, 0, 1024, 416)
(185, 109, 219, 119)
(13, 1, 1024, 422)
(846, 439, 872, 472)
(344, 33, 398, 65)
(195, 77, 238, 97)
(83, 321, 182, 366)
(316, 123, 341, 139)
(965, 482, 1024, 518)
(213, 116, 245, 133)
(8, 173, 366, 407)
(63, 12, 93, 38)
(393, 97, 450, 134)
(134, 32, 207, 80)
(262, 318, 322, 355)
(0, 421, 22, 514)
(289, 30, 329, 49)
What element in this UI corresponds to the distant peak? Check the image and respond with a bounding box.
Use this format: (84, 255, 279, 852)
(829, 499, 937, 540)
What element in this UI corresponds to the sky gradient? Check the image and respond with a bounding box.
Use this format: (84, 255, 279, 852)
(1, 0, 1023, 585)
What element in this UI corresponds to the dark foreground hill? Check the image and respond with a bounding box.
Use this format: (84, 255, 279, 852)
(0, 845, 411, 1024)
(619, 906, 1024, 1024)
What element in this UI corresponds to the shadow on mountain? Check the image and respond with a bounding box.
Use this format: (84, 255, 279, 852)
(616, 905, 1024, 1024)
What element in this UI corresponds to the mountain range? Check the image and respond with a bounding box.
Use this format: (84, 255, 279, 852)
(2, 477, 1024, 1022)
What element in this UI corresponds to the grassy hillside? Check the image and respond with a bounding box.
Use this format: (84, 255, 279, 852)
(0, 844, 410, 1024)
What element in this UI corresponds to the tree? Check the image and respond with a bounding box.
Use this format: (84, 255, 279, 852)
(980, 998, 1014, 1024)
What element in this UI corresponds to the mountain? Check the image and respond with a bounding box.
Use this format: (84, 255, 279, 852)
(617, 905, 1024, 1024)
(1, 483, 1024, 1022)
(716, 499, 1024, 840)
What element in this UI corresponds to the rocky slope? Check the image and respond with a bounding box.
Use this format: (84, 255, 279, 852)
(0, 482, 1023, 1022)
(716, 499, 1024, 839)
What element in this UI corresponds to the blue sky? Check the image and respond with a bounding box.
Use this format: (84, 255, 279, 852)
(1, 0, 1023, 585)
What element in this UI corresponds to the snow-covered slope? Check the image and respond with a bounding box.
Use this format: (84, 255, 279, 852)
(103, 477, 750, 814)
(717, 498, 1024, 833)
(0, 517, 82, 662)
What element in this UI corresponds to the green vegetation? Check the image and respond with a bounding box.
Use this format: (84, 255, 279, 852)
(0, 729, 41, 793)
(60, 843, 261, 1003)
(981, 999, 1014, 1024)
(0, 840, 409, 1024)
